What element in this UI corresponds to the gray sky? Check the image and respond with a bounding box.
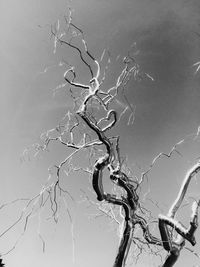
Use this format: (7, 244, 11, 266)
(1, 0, 200, 266)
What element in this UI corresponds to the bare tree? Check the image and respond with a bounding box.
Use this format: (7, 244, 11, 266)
(3, 9, 200, 267)
(41, 11, 200, 266)
(47, 12, 162, 266)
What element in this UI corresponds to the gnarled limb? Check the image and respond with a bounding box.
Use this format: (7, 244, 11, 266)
(158, 162, 200, 266)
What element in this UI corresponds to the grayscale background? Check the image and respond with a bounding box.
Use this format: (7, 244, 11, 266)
(1, 0, 200, 266)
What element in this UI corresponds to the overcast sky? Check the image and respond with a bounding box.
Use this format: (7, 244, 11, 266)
(1, 0, 200, 266)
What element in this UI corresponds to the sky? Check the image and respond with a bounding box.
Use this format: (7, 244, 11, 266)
(1, 0, 200, 266)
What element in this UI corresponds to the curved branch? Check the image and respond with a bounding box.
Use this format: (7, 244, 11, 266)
(135, 215, 162, 246)
(110, 170, 138, 210)
(159, 162, 200, 266)
(102, 110, 118, 132)
(64, 68, 90, 89)
(168, 162, 200, 218)
(69, 22, 101, 81)
(92, 154, 109, 201)
(57, 38, 94, 78)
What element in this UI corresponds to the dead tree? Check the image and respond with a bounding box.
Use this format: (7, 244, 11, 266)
(47, 15, 163, 266)
(6, 11, 199, 267)
(32, 12, 200, 266)
(49, 13, 200, 265)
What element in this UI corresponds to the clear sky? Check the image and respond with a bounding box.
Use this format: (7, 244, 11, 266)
(1, 0, 200, 266)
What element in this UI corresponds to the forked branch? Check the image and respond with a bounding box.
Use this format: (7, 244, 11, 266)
(158, 162, 200, 266)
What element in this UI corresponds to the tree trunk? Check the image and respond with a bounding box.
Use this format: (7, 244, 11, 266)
(162, 248, 180, 267)
(113, 220, 133, 267)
